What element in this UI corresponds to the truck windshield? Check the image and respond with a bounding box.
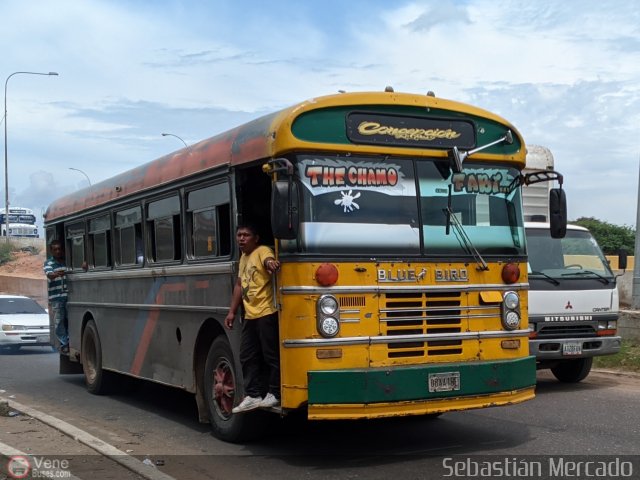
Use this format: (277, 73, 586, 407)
(284, 154, 526, 257)
(526, 228, 614, 279)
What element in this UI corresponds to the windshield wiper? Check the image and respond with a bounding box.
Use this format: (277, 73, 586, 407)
(443, 205, 489, 271)
(529, 271, 560, 285)
(561, 270, 610, 284)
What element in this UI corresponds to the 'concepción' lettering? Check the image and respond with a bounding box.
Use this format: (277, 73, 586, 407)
(357, 121, 462, 141)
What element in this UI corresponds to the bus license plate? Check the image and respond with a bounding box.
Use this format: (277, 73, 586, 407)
(428, 372, 461, 393)
(563, 342, 582, 356)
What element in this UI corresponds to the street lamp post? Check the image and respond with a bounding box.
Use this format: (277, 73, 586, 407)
(68, 167, 92, 186)
(161, 132, 189, 149)
(4, 71, 58, 242)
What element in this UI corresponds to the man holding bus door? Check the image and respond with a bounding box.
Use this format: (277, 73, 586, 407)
(43, 240, 69, 353)
(225, 224, 281, 413)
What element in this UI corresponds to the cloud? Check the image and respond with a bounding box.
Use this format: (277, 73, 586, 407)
(1, 0, 639, 227)
(403, 1, 471, 32)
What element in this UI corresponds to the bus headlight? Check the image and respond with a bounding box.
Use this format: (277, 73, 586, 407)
(317, 295, 340, 338)
(503, 291, 519, 310)
(501, 291, 521, 331)
(319, 295, 339, 315)
(503, 311, 521, 330)
(319, 317, 340, 337)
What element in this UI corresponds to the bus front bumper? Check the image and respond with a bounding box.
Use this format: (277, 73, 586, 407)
(307, 356, 536, 420)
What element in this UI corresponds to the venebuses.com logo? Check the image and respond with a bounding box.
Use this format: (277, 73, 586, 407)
(6, 455, 71, 478)
(6, 456, 30, 479)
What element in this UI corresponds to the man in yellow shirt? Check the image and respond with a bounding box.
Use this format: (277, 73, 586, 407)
(225, 224, 281, 412)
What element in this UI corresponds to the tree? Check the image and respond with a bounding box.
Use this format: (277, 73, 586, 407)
(571, 217, 635, 255)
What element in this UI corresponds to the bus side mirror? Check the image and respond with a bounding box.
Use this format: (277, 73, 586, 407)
(549, 188, 567, 239)
(618, 248, 628, 271)
(271, 180, 299, 240)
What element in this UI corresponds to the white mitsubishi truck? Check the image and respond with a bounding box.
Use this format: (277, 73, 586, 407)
(524, 146, 624, 382)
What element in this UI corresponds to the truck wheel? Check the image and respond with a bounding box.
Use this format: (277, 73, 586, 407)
(551, 358, 593, 383)
(203, 336, 269, 443)
(81, 320, 114, 394)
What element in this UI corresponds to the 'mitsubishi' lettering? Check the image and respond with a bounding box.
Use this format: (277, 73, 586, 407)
(544, 315, 594, 322)
(305, 165, 399, 188)
(357, 121, 462, 141)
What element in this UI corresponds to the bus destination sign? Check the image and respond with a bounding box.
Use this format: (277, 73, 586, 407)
(346, 112, 476, 149)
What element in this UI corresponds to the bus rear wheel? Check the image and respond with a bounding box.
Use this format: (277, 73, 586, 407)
(204, 336, 268, 442)
(551, 357, 593, 383)
(81, 320, 114, 394)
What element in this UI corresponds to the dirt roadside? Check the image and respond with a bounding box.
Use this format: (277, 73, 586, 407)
(0, 250, 46, 279)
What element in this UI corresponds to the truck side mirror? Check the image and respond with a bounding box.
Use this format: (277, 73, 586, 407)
(618, 248, 628, 271)
(549, 188, 567, 239)
(271, 179, 299, 240)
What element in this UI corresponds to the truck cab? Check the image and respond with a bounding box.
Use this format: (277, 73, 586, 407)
(526, 222, 622, 382)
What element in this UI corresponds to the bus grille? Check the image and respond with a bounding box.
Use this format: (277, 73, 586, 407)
(381, 292, 463, 358)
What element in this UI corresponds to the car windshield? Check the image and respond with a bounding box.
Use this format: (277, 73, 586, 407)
(526, 228, 614, 279)
(0, 298, 46, 314)
(282, 154, 525, 257)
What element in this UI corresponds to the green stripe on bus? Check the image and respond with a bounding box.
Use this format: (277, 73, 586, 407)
(291, 105, 522, 154)
(307, 356, 535, 404)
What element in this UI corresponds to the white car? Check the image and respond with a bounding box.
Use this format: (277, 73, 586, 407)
(0, 295, 50, 351)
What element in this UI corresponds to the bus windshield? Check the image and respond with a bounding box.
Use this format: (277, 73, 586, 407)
(288, 155, 525, 256)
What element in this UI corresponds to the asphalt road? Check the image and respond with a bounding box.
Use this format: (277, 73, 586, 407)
(1, 347, 639, 479)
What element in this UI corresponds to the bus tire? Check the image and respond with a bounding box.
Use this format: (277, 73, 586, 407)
(204, 336, 267, 443)
(551, 357, 593, 383)
(81, 320, 114, 394)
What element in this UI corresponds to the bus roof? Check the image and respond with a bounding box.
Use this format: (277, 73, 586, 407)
(44, 90, 525, 223)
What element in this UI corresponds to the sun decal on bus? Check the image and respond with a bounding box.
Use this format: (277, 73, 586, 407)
(334, 190, 361, 213)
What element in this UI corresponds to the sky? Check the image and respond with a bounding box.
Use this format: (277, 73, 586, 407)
(1, 0, 639, 233)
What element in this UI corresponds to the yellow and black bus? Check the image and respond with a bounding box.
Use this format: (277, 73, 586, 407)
(44, 89, 566, 442)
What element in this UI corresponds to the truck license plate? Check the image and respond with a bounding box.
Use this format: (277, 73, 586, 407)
(428, 372, 461, 393)
(562, 342, 582, 356)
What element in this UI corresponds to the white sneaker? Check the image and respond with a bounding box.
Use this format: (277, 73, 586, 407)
(259, 392, 280, 408)
(232, 396, 262, 413)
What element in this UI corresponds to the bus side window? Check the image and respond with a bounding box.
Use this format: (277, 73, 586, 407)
(115, 206, 143, 267)
(187, 184, 231, 259)
(147, 195, 182, 263)
(65, 221, 86, 271)
(193, 208, 218, 257)
(88, 215, 111, 269)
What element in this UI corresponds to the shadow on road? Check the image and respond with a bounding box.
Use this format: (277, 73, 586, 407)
(0, 346, 56, 355)
(57, 371, 534, 459)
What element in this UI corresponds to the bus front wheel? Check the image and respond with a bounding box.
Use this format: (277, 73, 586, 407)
(551, 357, 593, 383)
(81, 320, 113, 394)
(203, 336, 267, 442)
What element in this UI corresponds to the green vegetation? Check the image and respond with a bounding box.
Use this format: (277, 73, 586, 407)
(0, 243, 16, 265)
(572, 217, 635, 256)
(593, 340, 640, 373)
